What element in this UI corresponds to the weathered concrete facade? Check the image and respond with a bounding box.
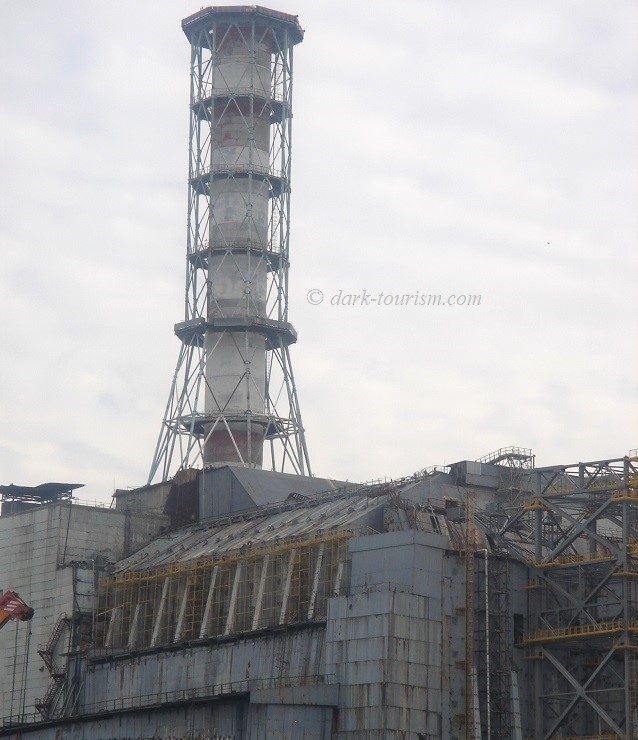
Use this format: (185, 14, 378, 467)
(7, 449, 635, 738)
(1, 513, 532, 739)
(0, 503, 165, 723)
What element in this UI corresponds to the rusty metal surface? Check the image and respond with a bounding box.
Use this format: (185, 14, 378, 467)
(163, 468, 199, 528)
(115, 492, 391, 574)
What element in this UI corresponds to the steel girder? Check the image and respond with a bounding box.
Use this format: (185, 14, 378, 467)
(480, 456, 638, 738)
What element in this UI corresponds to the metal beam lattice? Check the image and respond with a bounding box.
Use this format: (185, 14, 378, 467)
(480, 457, 638, 739)
(149, 11, 310, 482)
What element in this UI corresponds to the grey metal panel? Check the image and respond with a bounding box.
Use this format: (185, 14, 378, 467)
(228, 466, 345, 504)
(83, 627, 327, 709)
(7, 701, 247, 739)
(250, 684, 338, 707)
(348, 531, 448, 599)
(199, 465, 348, 519)
(114, 492, 389, 574)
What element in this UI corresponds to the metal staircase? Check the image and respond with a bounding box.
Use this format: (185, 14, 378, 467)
(35, 614, 70, 719)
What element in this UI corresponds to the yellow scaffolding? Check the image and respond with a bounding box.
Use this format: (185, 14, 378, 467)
(96, 529, 354, 651)
(523, 620, 638, 646)
(526, 541, 638, 569)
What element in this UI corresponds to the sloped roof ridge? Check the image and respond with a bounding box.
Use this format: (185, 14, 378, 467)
(194, 469, 431, 532)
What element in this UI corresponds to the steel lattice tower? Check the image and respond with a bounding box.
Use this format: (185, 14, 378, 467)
(149, 6, 310, 483)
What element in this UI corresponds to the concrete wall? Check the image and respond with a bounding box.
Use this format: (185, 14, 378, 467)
(0, 504, 164, 723)
(0, 628, 330, 738)
(3, 530, 454, 737)
(84, 627, 326, 702)
(443, 548, 469, 738)
(0, 699, 334, 739)
(326, 531, 451, 738)
(2, 527, 531, 738)
(114, 481, 172, 515)
(18, 701, 247, 740)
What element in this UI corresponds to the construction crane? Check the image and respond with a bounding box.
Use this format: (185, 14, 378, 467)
(0, 591, 34, 632)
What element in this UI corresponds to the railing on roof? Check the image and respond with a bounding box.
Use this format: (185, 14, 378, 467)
(477, 446, 534, 467)
(70, 497, 113, 509)
(2, 674, 333, 728)
(192, 85, 287, 106)
(420, 465, 449, 476)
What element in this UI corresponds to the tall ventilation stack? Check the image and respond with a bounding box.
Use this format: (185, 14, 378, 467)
(149, 6, 311, 482)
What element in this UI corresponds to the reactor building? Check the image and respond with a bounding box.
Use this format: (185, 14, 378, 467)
(1, 6, 637, 739)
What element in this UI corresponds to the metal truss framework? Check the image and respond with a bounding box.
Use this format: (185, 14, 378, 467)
(149, 9, 310, 483)
(480, 456, 638, 739)
(474, 552, 513, 739)
(463, 447, 533, 739)
(95, 531, 352, 654)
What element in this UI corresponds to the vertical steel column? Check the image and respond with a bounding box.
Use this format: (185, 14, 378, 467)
(622, 458, 633, 739)
(533, 504, 543, 740)
(199, 565, 219, 639)
(252, 554, 270, 631)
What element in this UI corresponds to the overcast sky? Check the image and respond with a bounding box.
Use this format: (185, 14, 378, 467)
(1, 1, 637, 503)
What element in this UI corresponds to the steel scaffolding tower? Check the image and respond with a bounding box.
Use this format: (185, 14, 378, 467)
(475, 552, 513, 739)
(481, 456, 638, 739)
(149, 7, 311, 483)
(472, 447, 532, 739)
(464, 489, 480, 739)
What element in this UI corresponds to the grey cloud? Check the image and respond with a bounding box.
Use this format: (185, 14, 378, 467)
(1, 0, 636, 499)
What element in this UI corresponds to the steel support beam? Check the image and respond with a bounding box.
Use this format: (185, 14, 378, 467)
(174, 578, 192, 642)
(151, 578, 170, 647)
(307, 543, 324, 620)
(252, 555, 269, 631)
(542, 648, 624, 738)
(199, 565, 219, 639)
(279, 549, 296, 625)
(224, 563, 242, 635)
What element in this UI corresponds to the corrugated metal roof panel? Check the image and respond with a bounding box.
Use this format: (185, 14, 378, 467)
(116, 492, 389, 574)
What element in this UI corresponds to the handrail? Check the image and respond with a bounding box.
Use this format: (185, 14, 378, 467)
(477, 446, 534, 465)
(191, 163, 286, 181)
(523, 619, 638, 645)
(192, 86, 287, 105)
(1, 674, 332, 727)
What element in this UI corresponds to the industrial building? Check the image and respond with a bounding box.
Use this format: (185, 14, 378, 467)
(2, 453, 638, 738)
(1, 5, 637, 739)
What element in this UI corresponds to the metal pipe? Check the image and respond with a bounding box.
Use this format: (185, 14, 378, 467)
(533, 506, 543, 739)
(478, 548, 491, 740)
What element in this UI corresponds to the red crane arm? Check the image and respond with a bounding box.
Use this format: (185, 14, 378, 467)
(0, 590, 34, 631)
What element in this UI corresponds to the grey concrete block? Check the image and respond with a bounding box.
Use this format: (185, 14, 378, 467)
(340, 682, 383, 708)
(342, 659, 385, 685)
(407, 662, 429, 687)
(342, 636, 386, 662)
(250, 684, 338, 707)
